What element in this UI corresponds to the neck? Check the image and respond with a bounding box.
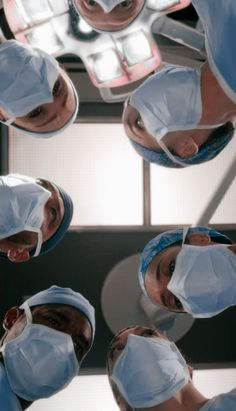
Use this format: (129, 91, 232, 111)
(138, 383, 208, 411)
(200, 62, 236, 125)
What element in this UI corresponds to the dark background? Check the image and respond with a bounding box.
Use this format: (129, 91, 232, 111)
(1, 229, 236, 371)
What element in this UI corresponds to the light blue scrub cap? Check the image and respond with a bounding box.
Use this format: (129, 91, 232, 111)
(20, 285, 95, 339)
(139, 227, 232, 296)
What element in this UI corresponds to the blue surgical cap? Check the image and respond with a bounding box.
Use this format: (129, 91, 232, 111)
(37, 183, 73, 256)
(139, 227, 232, 296)
(130, 123, 235, 168)
(20, 285, 95, 339)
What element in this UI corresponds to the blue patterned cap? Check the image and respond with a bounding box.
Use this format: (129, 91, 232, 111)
(139, 227, 232, 296)
(129, 123, 234, 168)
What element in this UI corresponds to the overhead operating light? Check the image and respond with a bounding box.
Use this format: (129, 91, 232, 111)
(121, 30, 152, 66)
(90, 49, 124, 83)
(26, 23, 63, 54)
(16, 0, 53, 22)
(147, 0, 180, 11)
(78, 18, 93, 34)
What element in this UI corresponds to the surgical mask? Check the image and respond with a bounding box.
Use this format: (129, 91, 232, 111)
(130, 65, 223, 167)
(0, 303, 79, 401)
(0, 40, 59, 122)
(112, 335, 189, 408)
(167, 242, 236, 318)
(78, 0, 123, 13)
(0, 174, 51, 256)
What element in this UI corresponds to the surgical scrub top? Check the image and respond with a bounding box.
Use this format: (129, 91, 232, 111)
(192, 0, 236, 103)
(0, 363, 22, 411)
(199, 389, 236, 410)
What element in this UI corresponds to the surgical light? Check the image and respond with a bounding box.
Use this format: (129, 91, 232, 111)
(78, 18, 93, 34)
(17, 0, 53, 22)
(91, 49, 124, 83)
(147, 0, 180, 11)
(26, 23, 63, 54)
(121, 31, 152, 66)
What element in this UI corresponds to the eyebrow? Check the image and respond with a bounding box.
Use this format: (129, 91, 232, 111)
(155, 260, 161, 281)
(160, 293, 167, 307)
(35, 86, 70, 129)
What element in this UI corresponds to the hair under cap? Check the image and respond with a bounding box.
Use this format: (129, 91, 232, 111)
(36, 183, 73, 256)
(20, 285, 95, 340)
(139, 227, 232, 296)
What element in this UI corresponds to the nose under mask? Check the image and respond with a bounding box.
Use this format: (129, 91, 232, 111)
(112, 334, 189, 408)
(167, 244, 236, 317)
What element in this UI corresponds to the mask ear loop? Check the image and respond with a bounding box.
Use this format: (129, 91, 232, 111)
(157, 139, 190, 168)
(4, 117, 15, 126)
(34, 230, 43, 257)
(21, 302, 33, 325)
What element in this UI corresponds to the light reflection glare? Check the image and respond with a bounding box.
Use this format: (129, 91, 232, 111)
(19, 0, 53, 20)
(28, 370, 236, 411)
(147, 0, 180, 11)
(26, 24, 62, 54)
(122, 31, 152, 66)
(78, 18, 93, 34)
(92, 50, 123, 82)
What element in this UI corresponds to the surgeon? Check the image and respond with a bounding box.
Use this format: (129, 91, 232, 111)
(139, 226, 236, 318)
(0, 174, 73, 262)
(0, 40, 78, 137)
(123, 0, 236, 167)
(0, 285, 95, 411)
(72, 0, 145, 31)
(107, 325, 236, 411)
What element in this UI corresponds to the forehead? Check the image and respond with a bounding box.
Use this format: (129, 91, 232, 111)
(31, 303, 91, 333)
(36, 178, 59, 196)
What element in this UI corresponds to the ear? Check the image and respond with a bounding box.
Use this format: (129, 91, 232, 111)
(0, 109, 6, 121)
(187, 233, 211, 246)
(188, 365, 193, 380)
(3, 307, 22, 330)
(7, 248, 30, 263)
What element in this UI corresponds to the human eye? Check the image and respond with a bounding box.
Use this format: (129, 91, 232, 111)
(50, 206, 58, 222)
(174, 296, 183, 310)
(28, 106, 43, 118)
(44, 315, 60, 327)
(142, 329, 156, 337)
(118, 0, 131, 7)
(86, 0, 97, 5)
(52, 79, 61, 96)
(169, 260, 176, 276)
(135, 115, 144, 130)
